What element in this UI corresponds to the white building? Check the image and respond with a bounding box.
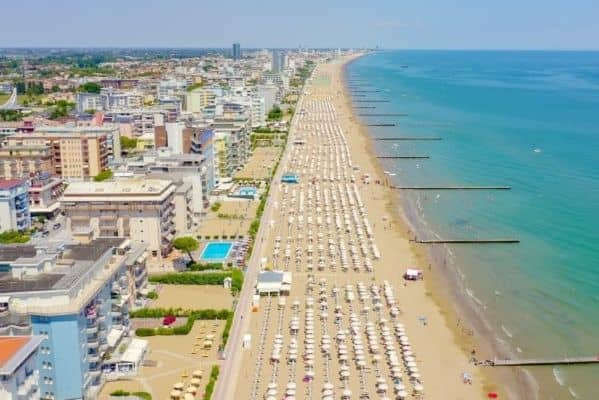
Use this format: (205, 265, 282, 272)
(0, 336, 43, 400)
(0, 179, 31, 232)
(62, 179, 178, 258)
(165, 122, 185, 154)
(157, 79, 187, 101)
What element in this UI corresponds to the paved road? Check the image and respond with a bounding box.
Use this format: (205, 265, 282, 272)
(212, 86, 308, 400)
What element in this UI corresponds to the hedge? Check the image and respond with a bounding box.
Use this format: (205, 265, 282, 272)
(149, 272, 230, 286)
(203, 365, 220, 400)
(188, 262, 224, 271)
(148, 271, 243, 293)
(110, 390, 151, 400)
(132, 308, 232, 339)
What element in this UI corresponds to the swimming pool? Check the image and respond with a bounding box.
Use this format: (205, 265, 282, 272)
(200, 242, 233, 261)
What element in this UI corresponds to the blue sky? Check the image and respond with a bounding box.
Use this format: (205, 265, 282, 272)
(1, 0, 598, 49)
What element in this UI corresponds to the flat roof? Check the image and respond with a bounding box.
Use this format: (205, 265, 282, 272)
(63, 178, 173, 197)
(0, 238, 128, 294)
(0, 245, 37, 262)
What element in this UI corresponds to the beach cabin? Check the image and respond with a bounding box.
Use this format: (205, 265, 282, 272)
(256, 270, 292, 295)
(403, 268, 423, 281)
(281, 173, 299, 184)
(242, 333, 252, 349)
(103, 338, 148, 379)
(223, 276, 232, 289)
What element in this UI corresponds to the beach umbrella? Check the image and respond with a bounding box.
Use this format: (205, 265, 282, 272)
(413, 384, 424, 393)
(190, 378, 201, 387)
(396, 391, 407, 399)
(185, 386, 196, 394)
(170, 390, 182, 399)
(173, 383, 184, 390)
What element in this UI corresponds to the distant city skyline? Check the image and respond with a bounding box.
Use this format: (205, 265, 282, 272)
(1, 0, 599, 50)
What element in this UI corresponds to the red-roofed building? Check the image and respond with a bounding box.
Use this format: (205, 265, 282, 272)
(0, 336, 43, 399)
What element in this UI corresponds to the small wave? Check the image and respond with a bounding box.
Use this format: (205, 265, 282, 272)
(553, 366, 565, 386)
(501, 325, 513, 338)
(516, 347, 523, 353)
(466, 288, 484, 307)
(568, 387, 579, 398)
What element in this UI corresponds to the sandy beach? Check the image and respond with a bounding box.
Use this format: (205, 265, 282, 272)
(229, 54, 501, 400)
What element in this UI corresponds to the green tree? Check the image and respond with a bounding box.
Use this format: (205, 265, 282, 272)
(120, 136, 138, 150)
(267, 105, 283, 120)
(93, 169, 113, 182)
(173, 236, 199, 262)
(77, 82, 102, 93)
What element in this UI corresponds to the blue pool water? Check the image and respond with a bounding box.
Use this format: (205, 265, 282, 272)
(200, 242, 233, 261)
(348, 51, 599, 399)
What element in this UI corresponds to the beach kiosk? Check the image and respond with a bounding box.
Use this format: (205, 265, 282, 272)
(242, 333, 252, 349)
(403, 268, 423, 281)
(281, 172, 299, 184)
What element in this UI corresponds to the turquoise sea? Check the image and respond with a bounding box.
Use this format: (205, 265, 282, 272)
(347, 51, 599, 399)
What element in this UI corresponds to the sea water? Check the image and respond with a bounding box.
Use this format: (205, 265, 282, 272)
(347, 51, 599, 399)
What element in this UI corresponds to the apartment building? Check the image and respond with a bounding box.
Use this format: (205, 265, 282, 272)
(0, 336, 44, 400)
(123, 147, 214, 214)
(185, 87, 223, 113)
(211, 114, 251, 183)
(75, 89, 144, 114)
(5, 126, 120, 179)
(103, 108, 167, 137)
(62, 179, 177, 258)
(0, 145, 53, 180)
(34, 125, 121, 164)
(0, 179, 31, 232)
(0, 238, 148, 399)
(28, 174, 64, 218)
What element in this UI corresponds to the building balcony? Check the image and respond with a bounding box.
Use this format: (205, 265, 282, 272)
(88, 369, 101, 379)
(87, 353, 100, 363)
(86, 325, 98, 335)
(87, 339, 99, 349)
(17, 374, 37, 398)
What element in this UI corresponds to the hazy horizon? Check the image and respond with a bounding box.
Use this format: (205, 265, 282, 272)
(1, 0, 598, 50)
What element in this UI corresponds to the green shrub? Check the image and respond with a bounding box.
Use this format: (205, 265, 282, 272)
(93, 169, 113, 182)
(188, 262, 224, 271)
(149, 272, 230, 286)
(0, 230, 30, 244)
(134, 328, 156, 337)
(132, 308, 232, 337)
(210, 202, 222, 212)
(146, 290, 158, 299)
(203, 365, 220, 400)
(110, 389, 130, 396)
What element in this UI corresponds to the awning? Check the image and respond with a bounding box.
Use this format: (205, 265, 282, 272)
(120, 338, 148, 364)
(107, 328, 125, 348)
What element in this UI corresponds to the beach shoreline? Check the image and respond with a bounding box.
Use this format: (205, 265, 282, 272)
(340, 52, 537, 399)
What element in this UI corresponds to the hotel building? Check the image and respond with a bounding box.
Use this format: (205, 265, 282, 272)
(0, 238, 148, 399)
(4, 126, 121, 179)
(62, 179, 177, 258)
